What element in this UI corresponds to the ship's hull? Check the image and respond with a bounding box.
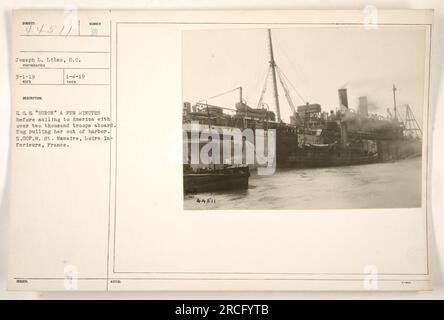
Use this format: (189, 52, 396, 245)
(285, 149, 379, 168)
(182, 124, 422, 170)
(284, 137, 421, 168)
(376, 138, 422, 161)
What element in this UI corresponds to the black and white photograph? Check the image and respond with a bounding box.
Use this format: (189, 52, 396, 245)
(182, 27, 426, 210)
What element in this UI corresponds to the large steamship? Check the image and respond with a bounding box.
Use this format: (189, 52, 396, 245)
(182, 29, 422, 172)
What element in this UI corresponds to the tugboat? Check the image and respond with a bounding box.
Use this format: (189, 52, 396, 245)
(182, 100, 251, 194)
(183, 164, 250, 194)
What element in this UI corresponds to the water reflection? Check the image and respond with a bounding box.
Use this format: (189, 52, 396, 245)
(184, 157, 422, 210)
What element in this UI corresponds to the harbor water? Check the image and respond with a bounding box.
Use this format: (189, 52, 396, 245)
(184, 157, 422, 210)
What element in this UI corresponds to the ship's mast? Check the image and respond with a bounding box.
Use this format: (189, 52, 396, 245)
(392, 84, 398, 121)
(268, 29, 281, 122)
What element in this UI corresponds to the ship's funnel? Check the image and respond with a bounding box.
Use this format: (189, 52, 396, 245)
(338, 88, 348, 109)
(358, 96, 368, 117)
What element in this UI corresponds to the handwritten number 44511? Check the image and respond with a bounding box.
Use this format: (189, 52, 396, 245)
(196, 198, 216, 204)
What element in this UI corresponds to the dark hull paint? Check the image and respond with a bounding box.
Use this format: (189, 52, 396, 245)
(182, 128, 422, 169)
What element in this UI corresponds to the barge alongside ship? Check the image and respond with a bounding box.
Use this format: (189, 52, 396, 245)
(182, 28, 422, 192)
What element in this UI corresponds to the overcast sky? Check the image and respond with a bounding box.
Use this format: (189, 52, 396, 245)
(182, 26, 426, 125)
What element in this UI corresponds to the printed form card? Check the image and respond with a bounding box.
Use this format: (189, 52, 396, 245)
(8, 9, 433, 291)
